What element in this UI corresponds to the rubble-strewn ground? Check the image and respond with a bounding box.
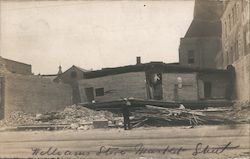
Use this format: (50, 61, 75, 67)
(0, 111, 40, 127)
(0, 105, 116, 129)
(0, 101, 249, 130)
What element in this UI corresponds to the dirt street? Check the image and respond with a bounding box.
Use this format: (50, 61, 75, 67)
(0, 124, 249, 159)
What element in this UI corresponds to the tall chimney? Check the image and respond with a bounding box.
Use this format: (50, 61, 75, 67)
(136, 56, 141, 65)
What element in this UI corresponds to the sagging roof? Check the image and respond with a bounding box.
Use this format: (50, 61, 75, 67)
(84, 62, 229, 79)
(79, 98, 234, 110)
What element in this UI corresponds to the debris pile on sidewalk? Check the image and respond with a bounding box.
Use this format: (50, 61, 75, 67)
(0, 105, 115, 130)
(0, 111, 39, 127)
(130, 105, 237, 128)
(49, 105, 114, 125)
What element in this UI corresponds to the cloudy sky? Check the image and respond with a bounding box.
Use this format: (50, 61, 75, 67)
(0, 0, 194, 74)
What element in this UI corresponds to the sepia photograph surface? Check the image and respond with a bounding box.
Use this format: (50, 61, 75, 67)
(0, 0, 249, 158)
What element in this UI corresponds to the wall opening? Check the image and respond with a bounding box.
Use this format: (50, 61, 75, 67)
(146, 72, 163, 100)
(95, 88, 104, 96)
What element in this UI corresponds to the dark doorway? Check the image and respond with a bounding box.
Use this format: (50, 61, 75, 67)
(85, 87, 94, 102)
(204, 82, 212, 99)
(146, 72, 163, 100)
(152, 73, 163, 100)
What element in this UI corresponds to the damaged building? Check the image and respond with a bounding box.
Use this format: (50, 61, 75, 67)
(0, 57, 73, 120)
(78, 60, 233, 103)
(0, 56, 32, 75)
(0, 55, 235, 120)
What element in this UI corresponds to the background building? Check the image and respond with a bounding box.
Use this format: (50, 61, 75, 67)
(217, 0, 250, 101)
(54, 65, 88, 104)
(179, 0, 250, 101)
(179, 0, 223, 69)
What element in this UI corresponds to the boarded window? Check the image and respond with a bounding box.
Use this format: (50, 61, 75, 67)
(95, 88, 104, 96)
(188, 50, 195, 64)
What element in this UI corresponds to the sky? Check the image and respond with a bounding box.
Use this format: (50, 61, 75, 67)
(0, 0, 194, 74)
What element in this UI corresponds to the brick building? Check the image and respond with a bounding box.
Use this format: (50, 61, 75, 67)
(179, 0, 223, 69)
(54, 65, 88, 104)
(216, 0, 250, 101)
(78, 62, 231, 103)
(0, 58, 72, 120)
(179, 0, 250, 101)
(0, 56, 32, 75)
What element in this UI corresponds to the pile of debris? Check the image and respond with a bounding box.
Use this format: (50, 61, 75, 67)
(0, 105, 115, 130)
(37, 105, 114, 124)
(0, 111, 39, 127)
(130, 105, 237, 128)
(1, 101, 249, 130)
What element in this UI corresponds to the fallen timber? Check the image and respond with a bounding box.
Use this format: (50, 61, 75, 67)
(79, 99, 234, 110)
(130, 105, 236, 127)
(78, 99, 236, 128)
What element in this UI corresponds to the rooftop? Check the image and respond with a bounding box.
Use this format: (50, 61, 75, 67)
(84, 62, 229, 79)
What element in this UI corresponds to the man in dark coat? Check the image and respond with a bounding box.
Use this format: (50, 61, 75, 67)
(122, 99, 131, 130)
(122, 106, 130, 130)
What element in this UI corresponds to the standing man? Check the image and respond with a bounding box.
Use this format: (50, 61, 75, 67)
(122, 98, 131, 130)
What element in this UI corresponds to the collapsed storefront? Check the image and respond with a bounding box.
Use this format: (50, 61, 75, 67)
(78, 62, 233, 103)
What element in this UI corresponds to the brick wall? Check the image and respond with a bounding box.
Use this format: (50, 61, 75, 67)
(3, 73, 72, 118)
(162, 73, 198, 101)
(1, 58, 32, 75)
(219, 0, 250, 101)
(233, 54, 250, 100)
(79, 72, 147, 102)
(79, 71, 230, 103)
